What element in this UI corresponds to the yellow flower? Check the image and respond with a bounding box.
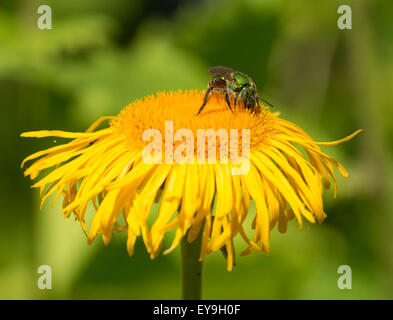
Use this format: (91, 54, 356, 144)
(21, 90, 361, 271)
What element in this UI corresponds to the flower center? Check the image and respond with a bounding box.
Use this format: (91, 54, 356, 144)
(112, 90, 276, 157)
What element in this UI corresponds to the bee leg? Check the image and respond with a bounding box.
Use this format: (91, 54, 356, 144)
(225, 92, 233, 113)
(260, 98, 274, 107)
(196, 86, 213, 115)
(234, 93, 239, 108)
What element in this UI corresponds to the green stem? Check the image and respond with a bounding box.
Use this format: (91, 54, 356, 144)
(181, 232, 203, 300)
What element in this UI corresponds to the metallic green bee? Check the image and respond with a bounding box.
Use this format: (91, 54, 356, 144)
(196, 66, 273, 115)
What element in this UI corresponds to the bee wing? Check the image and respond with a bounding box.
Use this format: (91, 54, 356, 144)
(208, 66, 237, 79)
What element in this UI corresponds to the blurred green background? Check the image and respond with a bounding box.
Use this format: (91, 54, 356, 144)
(1, 0, 392, 299)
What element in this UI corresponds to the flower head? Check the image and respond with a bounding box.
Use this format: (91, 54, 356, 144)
(21, 90, 361, 270)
